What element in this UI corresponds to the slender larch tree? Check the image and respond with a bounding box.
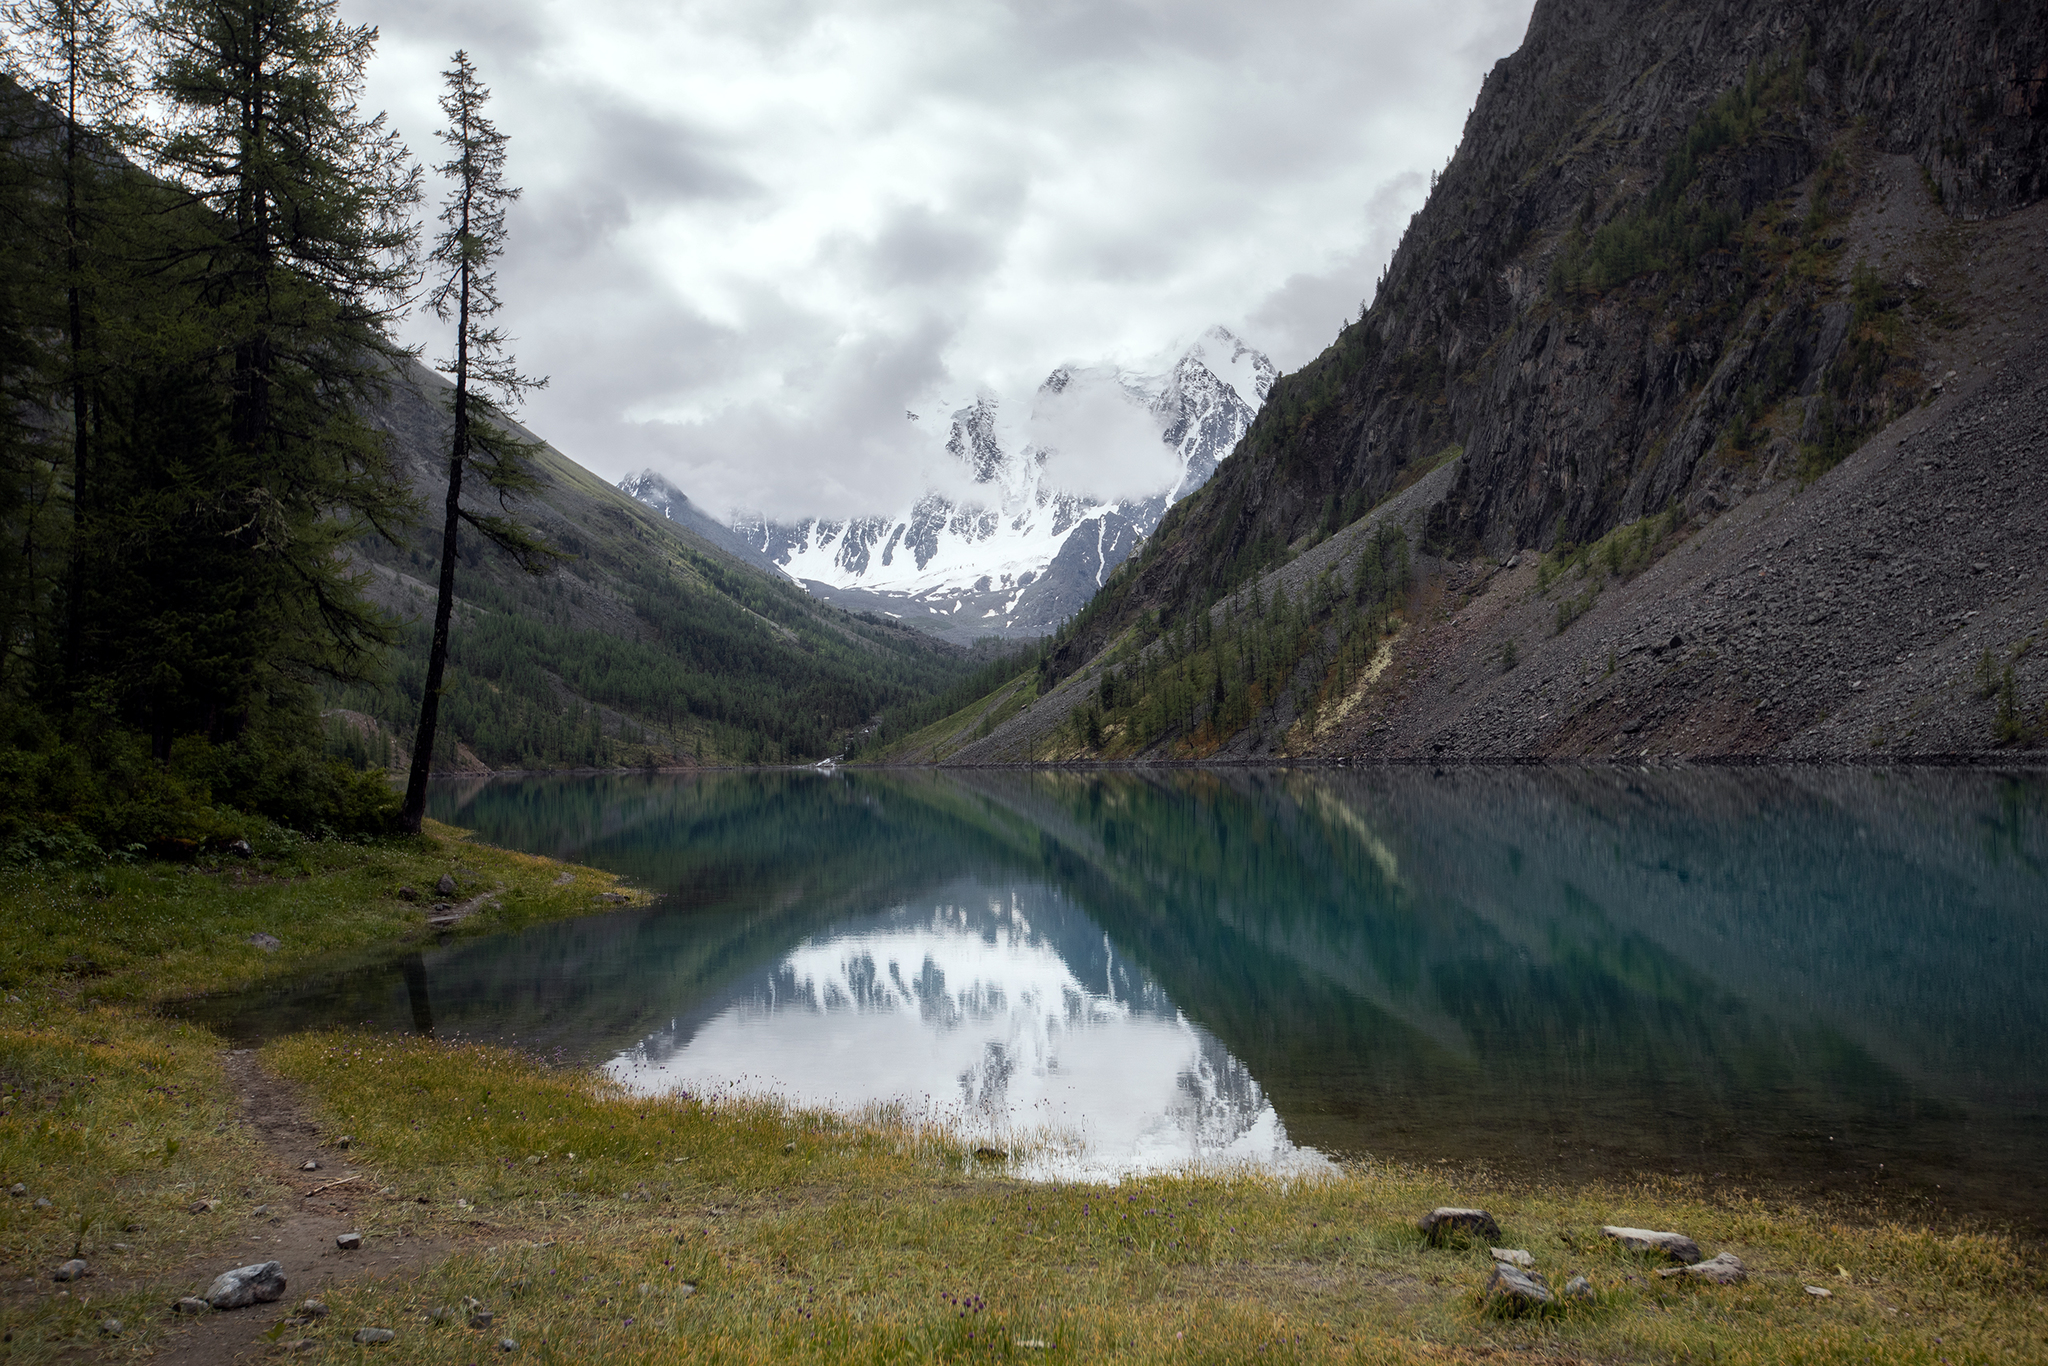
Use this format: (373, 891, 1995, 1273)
(397, 49, 556, 833)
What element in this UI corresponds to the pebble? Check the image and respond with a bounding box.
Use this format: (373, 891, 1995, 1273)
(52, 1259, 91, 1282)
(188, 1198, 218, 1214)
(1484, 1261, 1554, 1313)
(247, 932, 281, 952)
(1417, 1207, 1502, 1245)
(678, 1282, 696, 1298)
(298, 1299, 329, 1319)
(173, 1296, 209, 1314)
(33, 1196, 51, 1209)
(1563, 1275, 1594, 1302)
(99, 1317, 123, 1336)
(251, 1205, 271, 1217)
(7, 1183, 23, 1197)
(1601, 1225, 1702, 1264)
(355, 1327, 397, 1344)
(336, 1135, 353, 1149)
(110, 1243, 130, 1253)
(1805, 1285, 1833, 1297)
(470, 1307, 495, 1329)
(499, 1338, 519, 1352)
(336, 1231, 363, 1250)
(1658, 1252, 1747, 1285)
(428, 1306, 453, 1323)
(207, 1259, 287, 1309)
(301, 1159, 320, 1172)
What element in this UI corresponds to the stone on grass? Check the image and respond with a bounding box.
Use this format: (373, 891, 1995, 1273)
(336, 1231, 362, 1250)
(188, 1198, 218, 1214)
(1658, 1252, 1746, 1285)
(1805, 1285, 1833, 1297)
(335, 1135, 352, 1149)
(498, 1338, 519, 1353)
(247, 932, 281, 952)
(1563, 1275, 1593, 1303)
(469, 1307, 495, 1329)
(300, 1159, 319, 1171)
(1489, 1247, 1533, 1268)
(99, 1317, 123, 1336)
(1601, 1225, 1702, 1264)
(678, 1282, 696, 1298)
(172, 1296, 209, 1314)
(7, 1183, 24, 1197)
(33, 1196, 51, 1209)
(1418, 1207, 1501, 1245)
(51, 1259, 90, 1282)
(436, 874, 458, 896)
(355, 1327, 396, 1344)
(1484, 1262, 1554, 1314)
(206, 1259, 286, 1309)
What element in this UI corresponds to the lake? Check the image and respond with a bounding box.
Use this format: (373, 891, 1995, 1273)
(190, 765, 2048, 1231)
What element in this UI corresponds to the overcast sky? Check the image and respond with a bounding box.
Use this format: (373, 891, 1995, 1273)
(345, 0, 1537, 519)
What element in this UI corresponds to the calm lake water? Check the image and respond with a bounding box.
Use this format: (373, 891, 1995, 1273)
(192, 766, 2048, 1229)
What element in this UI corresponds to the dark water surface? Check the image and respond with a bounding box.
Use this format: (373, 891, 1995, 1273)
(190, 767, 2048, 1228)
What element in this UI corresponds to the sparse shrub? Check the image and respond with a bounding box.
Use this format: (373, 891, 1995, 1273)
(1500, 639, 1520, 672)
(1974, 648, 2001, 698)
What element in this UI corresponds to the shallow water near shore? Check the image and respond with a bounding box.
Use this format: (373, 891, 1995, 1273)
(190, 765, 2048, 1228)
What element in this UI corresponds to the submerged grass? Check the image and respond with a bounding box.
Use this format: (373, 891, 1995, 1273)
(1, 823, 2044, 1362)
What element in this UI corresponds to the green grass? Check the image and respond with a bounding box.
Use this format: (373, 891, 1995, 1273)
(1, 831, 2044, 1362)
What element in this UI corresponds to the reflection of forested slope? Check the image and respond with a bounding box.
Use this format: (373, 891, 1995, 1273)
(203, 768, 2048, 1226)
(943, 768, 2048, 1222)
(197, 774, 1067, 1061)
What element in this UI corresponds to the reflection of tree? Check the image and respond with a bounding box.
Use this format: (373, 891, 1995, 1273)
(201, 765, 2048, 1227)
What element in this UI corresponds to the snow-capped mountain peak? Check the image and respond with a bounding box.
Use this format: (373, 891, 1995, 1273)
(623, 327, 1274, 640)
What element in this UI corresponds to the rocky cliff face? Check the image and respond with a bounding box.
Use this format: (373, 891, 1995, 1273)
(952, 0, 2047, 763)
(1058, 0, 2046, 677)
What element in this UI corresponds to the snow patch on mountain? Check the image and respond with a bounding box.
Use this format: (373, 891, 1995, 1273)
(622, 326, 1274, 638)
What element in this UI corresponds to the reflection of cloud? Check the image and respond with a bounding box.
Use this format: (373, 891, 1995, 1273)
(606, 891, 1323, 1178)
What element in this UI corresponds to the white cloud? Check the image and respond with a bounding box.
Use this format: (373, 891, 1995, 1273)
(343, 0, 1537, 519)
(1027, 371, 1176, 503)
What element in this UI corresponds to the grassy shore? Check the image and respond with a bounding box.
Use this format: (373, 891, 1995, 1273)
(1, 826, 2042, 1363)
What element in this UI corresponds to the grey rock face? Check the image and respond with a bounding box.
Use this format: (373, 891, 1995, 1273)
(206, 1260, 286, 1309)
(1417, 1207, 1502, 1245)
(1660, 1251, 1748, 1284)
(1484, 1262, 1555, 1313)
(1602, 1225, 1703, 1264)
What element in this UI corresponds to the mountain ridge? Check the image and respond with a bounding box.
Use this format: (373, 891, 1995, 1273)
(928, 0, 2048, 764)
(621, 327, 1275, 642)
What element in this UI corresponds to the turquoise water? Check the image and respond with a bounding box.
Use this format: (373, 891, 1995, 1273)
(195, 766, 2048, 1227)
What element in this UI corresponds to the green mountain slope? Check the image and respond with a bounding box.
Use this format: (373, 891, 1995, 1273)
(323, 362, 984, 770)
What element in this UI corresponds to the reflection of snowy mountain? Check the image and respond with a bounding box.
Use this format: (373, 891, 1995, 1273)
(606, 879, 1320, 1179)
(620, 327, 1274, 640)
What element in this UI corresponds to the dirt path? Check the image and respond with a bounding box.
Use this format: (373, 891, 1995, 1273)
(141, 1051, 453, 1364)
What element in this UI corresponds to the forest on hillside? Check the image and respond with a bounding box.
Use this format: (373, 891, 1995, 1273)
(0, 0, 986, 859)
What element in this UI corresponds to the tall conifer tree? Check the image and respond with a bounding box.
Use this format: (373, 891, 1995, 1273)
(139, 0, 420, 753)
(0, 0, 139, 691)
(397, 50, 554, 833)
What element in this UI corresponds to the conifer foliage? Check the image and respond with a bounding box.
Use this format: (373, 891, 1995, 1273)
(398, 50, 555, 834)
